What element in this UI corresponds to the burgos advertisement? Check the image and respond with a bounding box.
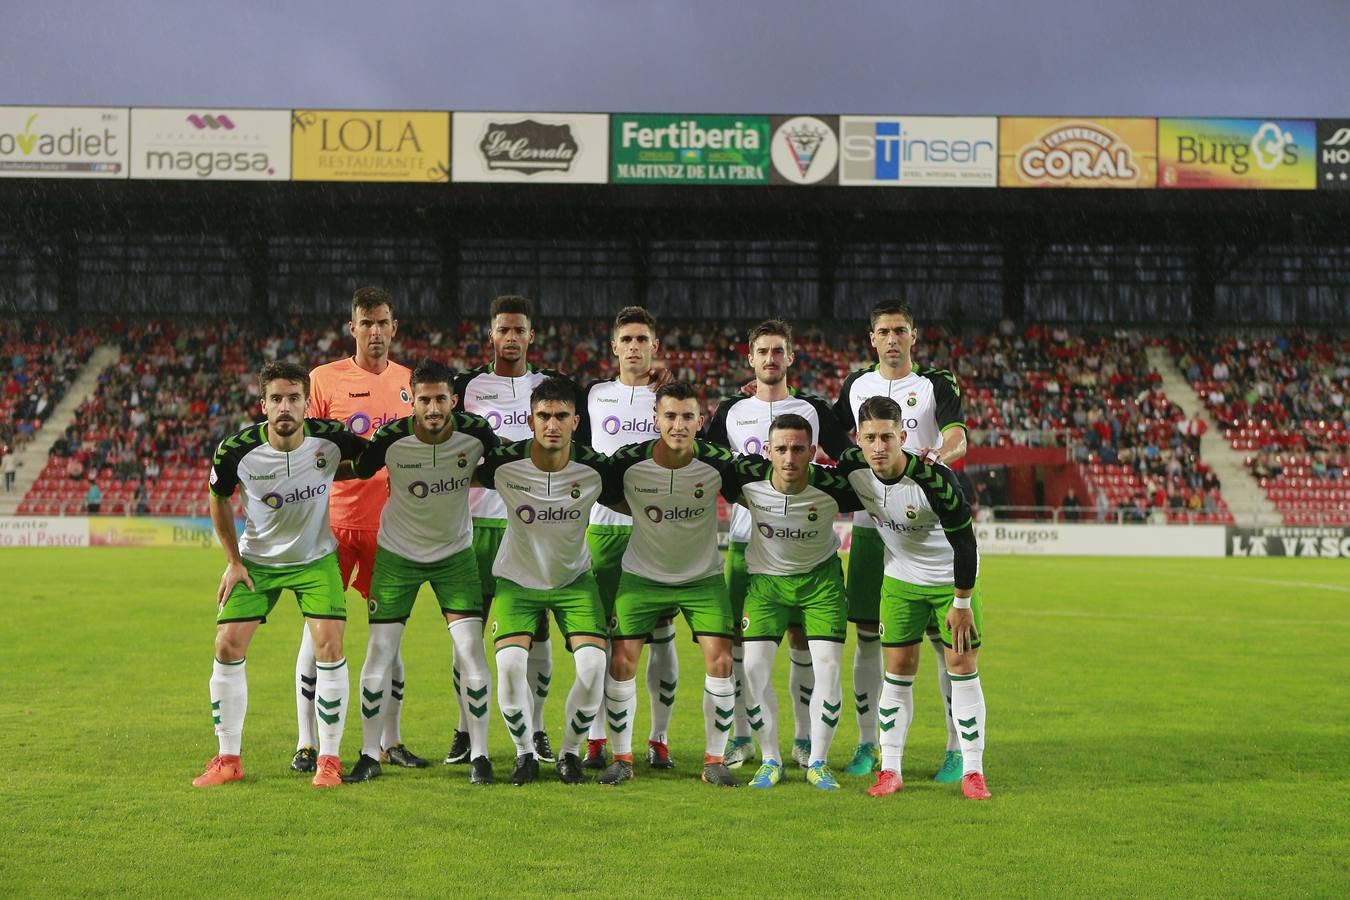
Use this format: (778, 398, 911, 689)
(611, 114, 771, 184)
(999, 118, 1156, 188)
(1158, 118, 1315, 189)
(0, 106, 129, 179)
(291, 110, 450, 182)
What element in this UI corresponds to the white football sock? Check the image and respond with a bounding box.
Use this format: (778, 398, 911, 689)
(604, 675, 637, 757)
(380, 651, 405, 750)
(588, 639, 611, 742)
(314, 658, 349, 759)
(853, 630, 882, 746)
(495, 645, 533, 756)
(930, 633, 959, 752)
(742, 641, 780, 762)
(788, 647, 814, 742)
(731, 646, 751, 740)
(358, 622, 403, 759)
(703, 674, 736, 759)
(527, 638, 553, 734)
(950, 671, 986, 775)
(562, 645, 606, 757)
(210, 657, 247, 757)
(448, 618, 491, 760)
(647, 623, 679, 744)
(806, 640, 843, 765)
(878, 672, 915, 777)
(294, 626, 316, 750)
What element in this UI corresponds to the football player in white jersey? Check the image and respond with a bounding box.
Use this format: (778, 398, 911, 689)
(448, 295, 578, 766)
(580, 306, 683, 772)
(474, 376, 620, 785)
(703, 320, 850, 769)
(833, 301, 969, 782)
(836, 396, 989, 800)
(342, 360, 501, 785)
(725, 413, 863, 791)
(595, 381, 744, 788)
(193, 362, 367, 789)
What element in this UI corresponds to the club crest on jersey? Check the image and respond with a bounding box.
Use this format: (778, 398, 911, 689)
(316, 457, 328, 469)
(906, 505, 918, 520)
(906, 392, 918, 407)
(741, 616, 750, 630)
(400, 388, 411, 404)
(607, 616, 618, 631)
(367, 598, 378, 615)
(693, 482, 705, 499)
(457, 454, 468, 468)
(569, 482, 581, 500)
(807, 505, 819, 522)
(491, 621, 498, 635)
(878, 623, 885, 637)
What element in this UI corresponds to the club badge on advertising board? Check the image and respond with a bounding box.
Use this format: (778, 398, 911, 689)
(769, 116, 839, 185)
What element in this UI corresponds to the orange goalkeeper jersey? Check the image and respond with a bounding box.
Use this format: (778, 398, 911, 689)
(308, 356, 414, 531)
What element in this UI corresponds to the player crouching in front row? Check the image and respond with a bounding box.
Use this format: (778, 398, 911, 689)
(835, 396, 990, 800)
(194, 362, 367, 788)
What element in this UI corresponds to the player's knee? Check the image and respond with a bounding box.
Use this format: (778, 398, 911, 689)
(608, 642, 640, 682)
(214, 630, 247, 662)
(706, 650, 733, 679)
(572, 644, 606, 691)
(945, 648, 979, 676)
(309, 626, 344, 663)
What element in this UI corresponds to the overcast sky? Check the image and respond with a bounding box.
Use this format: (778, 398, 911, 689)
(3, 1, 1347, 116)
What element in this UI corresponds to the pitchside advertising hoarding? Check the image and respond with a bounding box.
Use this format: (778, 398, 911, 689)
(768, 116, 839, 185)
(1158, 118, 1316, 189)
(1227, 526, 1350, 558)
(838, 116, 997, 187)
(451, 112, 608, 183)
(999, 118, 1156, 188)
(1316, 119, 1350, 189)
(291, 110, 449, 182)
(611, 114, 771, 184)
(0, 106, 128, 178)
(130, 108, 291, 181)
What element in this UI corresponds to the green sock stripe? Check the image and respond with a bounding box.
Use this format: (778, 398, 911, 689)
(649, 634, 676, 644)
(315, 660, 346, 671)
(884, 674, 913, 686)
(948, 671, 980, 682)
(857, 634, 881, 643)
(214, 657, 246, 666)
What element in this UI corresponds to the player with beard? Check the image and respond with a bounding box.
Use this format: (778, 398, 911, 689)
(293, 288, 423, 774)
(833, 301, 968, 782)
(701, 320, 850, 770)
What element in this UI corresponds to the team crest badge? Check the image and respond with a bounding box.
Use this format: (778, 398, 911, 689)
(878, 623, 886, 637)
(316, 457, 328, 469)
(457, 454, 468, 468)
(490, 621, 498, 635)
(906, 392, 918, 408)
(367, 598, 377, 614)
(905, 505, 918, 520)
(569, 482, 582, 500)
(694, 482, 705, 499)
(807, 505, 819, 522)
(400, 388, 411, 404)
(608, 616, 618, 631)
(741, 616, 750, 631)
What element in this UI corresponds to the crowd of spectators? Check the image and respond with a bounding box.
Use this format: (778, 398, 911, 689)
(0, 320, 98, 488)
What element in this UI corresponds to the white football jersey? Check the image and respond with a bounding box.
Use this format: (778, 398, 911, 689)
(584, 378, 658, 527)
(355, 413, 499, 563)
(209, 419, 365, 566)
(726, 456, 863, 576)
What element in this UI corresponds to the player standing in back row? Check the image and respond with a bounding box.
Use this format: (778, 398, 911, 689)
(580, 307, 681, 772)
(295, 288, 424, 773)
(702, 320, 850, 770)
(833, 300, 968, 782)
(448, 295, 581, 766)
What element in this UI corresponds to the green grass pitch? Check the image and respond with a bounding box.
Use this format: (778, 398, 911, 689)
(2, 549, 1347, 896)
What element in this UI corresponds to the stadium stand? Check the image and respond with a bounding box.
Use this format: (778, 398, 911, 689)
(1171, 333, 1350, 525)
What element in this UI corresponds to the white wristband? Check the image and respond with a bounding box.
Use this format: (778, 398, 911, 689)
(952, 595, 972, 609)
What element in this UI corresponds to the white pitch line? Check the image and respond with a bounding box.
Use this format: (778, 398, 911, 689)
(1003, 559, 1350, 594)
(997, 608, 1350, 628)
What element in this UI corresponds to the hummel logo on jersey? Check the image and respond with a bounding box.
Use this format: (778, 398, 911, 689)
(504, 480, 533, 492)
(735, 418, 762, 426)
(594, 397, 619, 404)
(348, 391, 371, 398)
(247, 473, 278, 480)
(396, 462, 424, 469)
(634, 486, 659, 494)
(475, 393, 500, 401)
